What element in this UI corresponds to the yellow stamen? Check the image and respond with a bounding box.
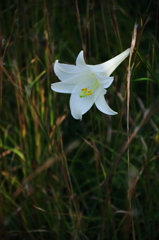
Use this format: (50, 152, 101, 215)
(80, 88, 92, 97)
(79, 81, 99, 98)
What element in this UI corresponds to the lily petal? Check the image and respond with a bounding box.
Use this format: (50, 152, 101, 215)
(100, 78, 114, 89)
(54, 60, 87, 82)
(95, 90, 117, 115)
(94, 73, 114, 88)
(88, 48, 130, 76)
(54, 60, 86, 73)
(70, 89, 100, 120)
(70, 79, 101, 120)
(70, 93, 92, 120)
(76, 50, 86, 67)
(51, 82, 75, 93)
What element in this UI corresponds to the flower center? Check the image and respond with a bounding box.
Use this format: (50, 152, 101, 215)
(79, 80, 99, 98)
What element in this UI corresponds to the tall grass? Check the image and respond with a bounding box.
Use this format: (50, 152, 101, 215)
(1, 0, 159, 239)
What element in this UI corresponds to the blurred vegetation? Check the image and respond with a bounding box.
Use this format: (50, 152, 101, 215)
(0, 0, 159, 239)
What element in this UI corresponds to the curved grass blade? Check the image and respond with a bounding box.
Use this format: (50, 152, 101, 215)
(136, 50, 159, 84)
(131, 77, 158, 84)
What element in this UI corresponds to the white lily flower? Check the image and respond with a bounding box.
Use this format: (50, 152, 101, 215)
(51, 49, 130, 120)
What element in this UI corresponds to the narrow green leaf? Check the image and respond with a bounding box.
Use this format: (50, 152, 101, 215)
(136, 50, 159, 84)
(0, 145, 26, 162)
(131, 78, 157, 84)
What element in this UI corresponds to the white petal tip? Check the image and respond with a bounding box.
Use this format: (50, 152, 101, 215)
(111, 111, 118, 115)
(104, 110, 118, 115)
(51, 84, 55, 91)
(54, 60, 59, 67)
(71, 112, 82, 120)
(76, 50, 86, 67)
(53, 60, 59, 76)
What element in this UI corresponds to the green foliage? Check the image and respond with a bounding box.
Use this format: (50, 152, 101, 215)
(1, 0, 159, 239)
